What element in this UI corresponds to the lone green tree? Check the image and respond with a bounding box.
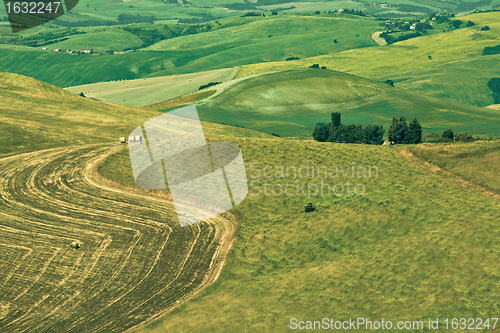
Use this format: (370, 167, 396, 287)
(443, 129, 454, 141)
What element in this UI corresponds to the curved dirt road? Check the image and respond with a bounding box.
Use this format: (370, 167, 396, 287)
(0, 143, 238, 333)
(371, 31, 387, 46)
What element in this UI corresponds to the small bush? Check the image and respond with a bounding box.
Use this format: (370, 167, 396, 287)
(305, 203, 315, 212)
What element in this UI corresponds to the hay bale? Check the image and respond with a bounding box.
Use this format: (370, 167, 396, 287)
(119, 137, 126, 143)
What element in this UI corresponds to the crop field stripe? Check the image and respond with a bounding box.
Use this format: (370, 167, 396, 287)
(0, 143, 238, 332)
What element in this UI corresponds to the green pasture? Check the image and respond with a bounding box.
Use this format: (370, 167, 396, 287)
(65, 67, 235, 106)
(194, 69, 500, 138)
(0, 15, 379, 87)
(46, 27, 144, 52)
(390, 54, 500, 107)
(146, 16, 377, 52)
(96, 127, 500, 333)
(237, 13, 500, 106)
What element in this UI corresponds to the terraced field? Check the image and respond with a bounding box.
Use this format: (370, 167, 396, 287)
(0, 143, 238, 332)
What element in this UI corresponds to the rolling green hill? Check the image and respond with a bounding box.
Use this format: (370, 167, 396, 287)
(0, 15, 379, 87)
(64, 68, 236, 107)
(0, 72, 159, 156)
(236, 12, 500, 107)
(195, 69, 500, 138)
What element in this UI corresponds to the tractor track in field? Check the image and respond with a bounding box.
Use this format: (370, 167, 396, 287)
(0, 143, 239, 333)
(400, 148, 500, 201)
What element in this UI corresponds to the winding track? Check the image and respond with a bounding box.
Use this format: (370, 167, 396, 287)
(0, 143, 238, 333)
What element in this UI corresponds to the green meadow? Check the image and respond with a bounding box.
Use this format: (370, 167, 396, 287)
(65, 68, 235, 106)
(194, 69, 500, 137)
(96, 133, 500, 333)
(1, 5, 500, 332)
(237, 12, 500, 107)
(0, 15, 379, 87)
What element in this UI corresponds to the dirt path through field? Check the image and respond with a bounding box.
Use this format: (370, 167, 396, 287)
(0, 143, 240, 333)
(371, 31, 387, 46)
(400, 148, 500, 201)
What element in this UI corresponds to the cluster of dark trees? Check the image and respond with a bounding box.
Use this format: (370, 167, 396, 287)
(198, 82, 221, 90)
(178, 13, 218, 23)
(309, 64, 327, 69)
(483, 44, 500, 56)
(341, 9, 366, 16)
(381, 31, 422, 45)
(313, 114, 425, 145)
(397, 4, 434, 14)
(388, 117, 422, 144)
(53, 18, 121, 27)
(424, 130, 492, 143)
(117, 14, 156, 24)
(313, 113, 385, 145)
(487, 78, 500, 103)
(224, 2, 256, 10)
(242, 12, 265, 17)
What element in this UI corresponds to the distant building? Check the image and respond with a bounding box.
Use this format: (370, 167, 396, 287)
(70, 49, 94, 55)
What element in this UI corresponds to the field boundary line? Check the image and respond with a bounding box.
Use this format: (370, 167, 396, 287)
(399, 148, 500, 201)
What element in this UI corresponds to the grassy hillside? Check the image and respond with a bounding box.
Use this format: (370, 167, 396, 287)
(45, 28, 144, 53)
(2, 0, 497, 23)
(0, 73, 274, 332)
(0, 72, 162, 156)
(236, 12, 500, 106)
(146, 16, 378, 55)
(94, 130, 500, 333)
(0, 15, 379, 87)
(194, 69, 500, 137)
(409, 140, 500, 193)
(64, 68, 235, 107)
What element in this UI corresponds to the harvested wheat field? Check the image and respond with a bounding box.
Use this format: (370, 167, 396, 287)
(0, 143, 238, 332)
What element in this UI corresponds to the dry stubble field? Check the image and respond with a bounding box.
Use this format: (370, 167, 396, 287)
(0, 143, 239, 333)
